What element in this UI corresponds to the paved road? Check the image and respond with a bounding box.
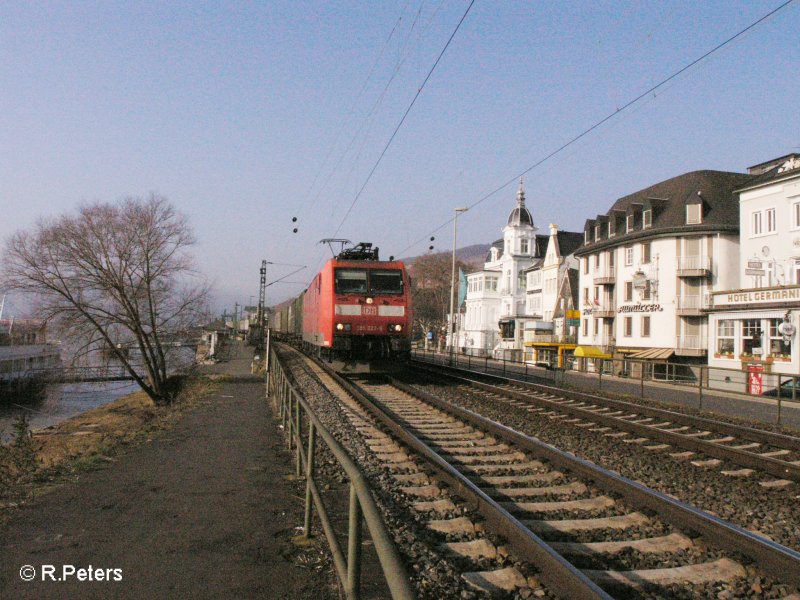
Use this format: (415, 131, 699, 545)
(0, 344, 332, 599)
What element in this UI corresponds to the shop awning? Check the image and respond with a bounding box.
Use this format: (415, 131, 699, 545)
(574, 346, 611, 359)
(627, 347, 674, 360)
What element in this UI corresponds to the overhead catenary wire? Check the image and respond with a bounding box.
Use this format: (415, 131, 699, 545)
(332, 0, 476, 238)
(397, 0, 795, 257)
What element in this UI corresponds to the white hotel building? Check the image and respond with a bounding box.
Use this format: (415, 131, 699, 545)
(575, 169, 751, 370)
(707, 154, 800, 377)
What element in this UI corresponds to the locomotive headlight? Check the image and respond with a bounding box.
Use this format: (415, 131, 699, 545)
(388, 324, 403, 332)
(366, 297, 374, 304)
(336, 323, 344, 331)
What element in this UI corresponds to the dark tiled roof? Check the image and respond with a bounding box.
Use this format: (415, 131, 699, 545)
(576, 170, 751, 256)
(556, 231, 584, 257)
(739, 154, 800, 189)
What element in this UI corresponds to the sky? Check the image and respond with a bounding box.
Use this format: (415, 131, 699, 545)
(1, 1, 799, 315)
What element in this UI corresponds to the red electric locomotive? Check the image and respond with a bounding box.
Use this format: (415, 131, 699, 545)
(302, 242, 411, 363)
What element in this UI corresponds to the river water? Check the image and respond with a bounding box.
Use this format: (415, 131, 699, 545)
(0, 348, 196, 443)
(0, 381, 141, 443)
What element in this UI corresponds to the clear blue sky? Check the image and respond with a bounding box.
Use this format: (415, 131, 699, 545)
(2, 1, 798, 314)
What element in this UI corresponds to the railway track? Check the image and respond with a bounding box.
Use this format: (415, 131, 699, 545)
(410, 363, 800, 487)
(289, 350, 800, 599)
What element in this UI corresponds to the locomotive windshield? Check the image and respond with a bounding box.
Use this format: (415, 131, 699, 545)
(334, 269, 368, 294)
(369, 269, 404, 295)
(334, 268, 404, 295)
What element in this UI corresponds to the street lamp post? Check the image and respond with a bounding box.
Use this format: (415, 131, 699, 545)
(448, 207, 468, 363)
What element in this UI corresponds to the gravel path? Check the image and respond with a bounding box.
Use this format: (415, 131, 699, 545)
(0, 344, 335, 600)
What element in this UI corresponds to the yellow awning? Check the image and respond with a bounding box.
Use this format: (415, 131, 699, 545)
(574, 346, 611, 359)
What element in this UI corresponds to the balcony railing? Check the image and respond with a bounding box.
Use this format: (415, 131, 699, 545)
(594, 301, 616, 317)
(593, 269, 616, 285)
(677, 255, 711, 276)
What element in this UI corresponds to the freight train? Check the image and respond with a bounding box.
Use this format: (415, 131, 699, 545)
(269, 243, 412, 364)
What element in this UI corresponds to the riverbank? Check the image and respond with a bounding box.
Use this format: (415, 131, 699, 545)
(0, 375, 216, 508)
(0, 344, 336, 600)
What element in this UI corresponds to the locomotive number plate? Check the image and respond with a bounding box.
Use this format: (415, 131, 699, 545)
(362, 306, 378, 316)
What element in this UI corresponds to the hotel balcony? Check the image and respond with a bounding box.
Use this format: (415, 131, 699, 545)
(594, 301, 616, 318)
(676, 255, 711, 277)
(593, 269, 616, 285)
(675, 294, 709, 316)
(676, 334, 707, 357)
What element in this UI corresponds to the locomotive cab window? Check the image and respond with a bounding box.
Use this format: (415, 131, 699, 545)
(370, 270, 404, 295)
(334, 269, 368, 294)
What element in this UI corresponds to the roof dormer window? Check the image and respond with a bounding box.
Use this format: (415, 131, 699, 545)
(686, 203, 701, 224)
(594, 224, 601, 241)
(643, 209, 652, 229)
(626, 213, 634, 232)
(585, 229, 590, 243)
(608, 220, 615, 237)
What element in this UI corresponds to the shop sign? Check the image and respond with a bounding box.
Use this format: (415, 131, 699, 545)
(714, 286, 800, 306)
(747, 260, 763, 269)
(745, 269, 765, 276)
(617, 303, 664, 313)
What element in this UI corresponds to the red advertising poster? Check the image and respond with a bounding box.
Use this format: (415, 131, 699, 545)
(748, 364, 764, 395)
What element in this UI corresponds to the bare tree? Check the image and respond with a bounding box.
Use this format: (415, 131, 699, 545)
(2, 195, 209, 405)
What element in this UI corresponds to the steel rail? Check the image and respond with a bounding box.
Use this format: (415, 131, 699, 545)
(269, 347, 415, 600)
(413, 362, 800, 481)
(315, 363, 613, 600)
(384, 377, 800, 590)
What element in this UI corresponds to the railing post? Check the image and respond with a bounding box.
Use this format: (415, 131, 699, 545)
(698, 366, 704, 411)
(525, 361, 528, 382)
(304, 421, 316, 537)
(598, 360, 603, 391)
(295, 398, 302, 477)
(346, 483, 363, 600)
(287, 389, 294, 451)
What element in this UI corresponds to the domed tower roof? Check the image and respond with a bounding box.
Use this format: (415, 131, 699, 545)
(506, 178, 534, 227)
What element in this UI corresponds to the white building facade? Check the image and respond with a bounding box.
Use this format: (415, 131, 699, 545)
(707, 154, 800, 380)
(575, 169, 751, 370)
(459, 182, 538, 359)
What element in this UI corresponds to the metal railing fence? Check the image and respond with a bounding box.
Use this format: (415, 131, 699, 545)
(268, 348, 414, 600)
(416, 348, 799, 425)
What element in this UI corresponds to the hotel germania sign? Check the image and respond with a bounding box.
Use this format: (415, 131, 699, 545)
(712, 286, 800, 307)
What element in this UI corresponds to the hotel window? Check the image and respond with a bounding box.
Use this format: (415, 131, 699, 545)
(794, 201, 800, 229)
(643, 209, 652, 229)
(624, 281, 633, 302)
(608, 221, 616, 237)
(594, 318, 600, 335)
(609, 249, 615, 268)
(766, 208, 776, 233)
(626, 213, 634, 232)
(521, 238, 528, 254)
(594, 254, 600, 268)
(641, 316, 650, 337)
(624, 316, 633, 337)
(752, 211, 762, 236)
(717, 320, 734, 354)
(795, 260, 800, 285)
(583, 288, 589, 304)
(641, 242, 651, 264)
(584, 258, 589, 274)
(582, 319, 588, 336)
(686, 203, 701, 224)
(625, 246, 633, 266)
(768, 318, 791, 357)
(741, 319, 762, 356)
